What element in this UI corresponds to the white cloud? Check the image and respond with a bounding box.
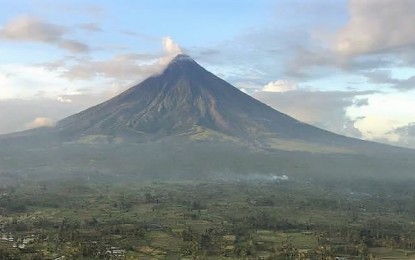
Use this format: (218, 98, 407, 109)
(58, 39, 90, 53)
(60, 37, 183, 81)
(347, 91, 415, 146)
(0, 63, 115, 101)
(354, 116, 400, 142)
(157, 36, 183, 67)
(0, 92, 113, 134)
(253, 90, 370, 138)
(26, 117, 55, 129)
(335, 0, 415, 56)
(262, 80, 297, 92)
(60, 53, 157, 80)
(0, 15, 64, 42)
(0, 15, 89, 53)
(57, 96, 72, 103)
(392, 123, 415, 148)
(0, 73, 18, 99)
(282, 0, 415, 82)
(162, 36, 182, 56)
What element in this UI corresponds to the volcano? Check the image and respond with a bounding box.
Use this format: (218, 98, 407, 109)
(1, 54, 414, 180)
(47, 54, 354, 148)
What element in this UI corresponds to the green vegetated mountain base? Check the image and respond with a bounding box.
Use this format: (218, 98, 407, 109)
(2, 179, 415, 259)
(0, 139, 414, 183)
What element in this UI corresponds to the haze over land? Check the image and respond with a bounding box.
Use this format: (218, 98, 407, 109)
(1, 1, 415, 149)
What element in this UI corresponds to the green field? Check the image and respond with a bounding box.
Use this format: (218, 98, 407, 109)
(1, 178, 415, 259)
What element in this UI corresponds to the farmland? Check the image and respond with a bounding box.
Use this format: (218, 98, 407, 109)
(1, 176, 415, 259)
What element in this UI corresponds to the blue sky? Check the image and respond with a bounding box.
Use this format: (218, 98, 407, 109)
(1, 0, 415, 148)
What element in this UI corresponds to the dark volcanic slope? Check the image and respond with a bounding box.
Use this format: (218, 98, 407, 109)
(1, 54, 414, 180)
(54, 54, 347, 144)
(3, 54, 411, 157)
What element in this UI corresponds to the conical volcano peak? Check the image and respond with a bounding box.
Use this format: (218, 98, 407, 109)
(167, 53, 197, 66)
(53, 49, 351, 146)
(172, 53, 194, 62)
(162, 53, 202, 76)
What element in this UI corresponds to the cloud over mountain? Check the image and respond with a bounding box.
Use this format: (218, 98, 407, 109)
(26, 117, 55, 128)
(59, 36, 182, 81)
